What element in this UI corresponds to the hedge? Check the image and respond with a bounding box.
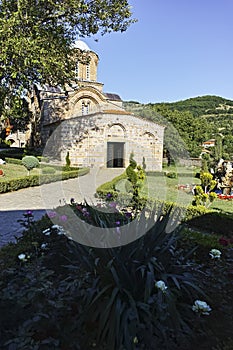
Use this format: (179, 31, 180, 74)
(5, 157, 22, 165)
(0, 168, 89, 193)
(95, 174, 220, 224)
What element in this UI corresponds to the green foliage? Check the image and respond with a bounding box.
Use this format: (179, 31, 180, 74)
(65, 151, 71, 169)
(166, 171, 177, 178)
(0, 0, 135, 122)
(125, 154, 146, 208)
(192, 172, 217, 208)
(0, 168, 89, 193)
(66, 207, 208, 350)
(37, 156, 49, 163)
(0, 203, 233, 349)
(5, 157, 22, 165)
(96, 172, 127, 199)
(21, 156, 39, 174)
(142, 156, 146, 170)
(124, 95, 233, 159)
(212, 338, 233, 350)
(41, 166, 56, 174)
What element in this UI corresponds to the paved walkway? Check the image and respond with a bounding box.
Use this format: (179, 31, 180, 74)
(0, 168, 123, 247)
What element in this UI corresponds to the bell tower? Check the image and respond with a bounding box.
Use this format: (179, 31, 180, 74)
(72, 39, 103, 92)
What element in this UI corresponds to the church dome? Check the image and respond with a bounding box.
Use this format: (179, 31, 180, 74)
(73, 39, 90, 51)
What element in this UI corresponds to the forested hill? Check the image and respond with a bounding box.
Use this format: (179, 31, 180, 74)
(124, 95, 233, 117)
(154, 95, 233, 117)
(123, 95, 233, 159)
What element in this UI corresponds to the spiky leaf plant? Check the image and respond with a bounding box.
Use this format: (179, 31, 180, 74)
(67, 206, 208, 350)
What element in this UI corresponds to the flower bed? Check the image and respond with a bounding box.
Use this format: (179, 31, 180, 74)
(0, 202, 232, 349)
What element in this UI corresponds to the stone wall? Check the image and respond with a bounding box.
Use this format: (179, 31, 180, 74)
(43, 112, 164, 171)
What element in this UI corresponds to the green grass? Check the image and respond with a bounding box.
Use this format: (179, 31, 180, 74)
(116, 166, 233, 213)
(0, 163, 41, 180)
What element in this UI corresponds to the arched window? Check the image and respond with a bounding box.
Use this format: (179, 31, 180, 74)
(82, 101, 90, 115)
(75, 61, 79, 78)
(86, 63, 90, 80)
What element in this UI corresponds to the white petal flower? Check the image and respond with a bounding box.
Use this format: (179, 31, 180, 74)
(209, 249, 221, 259)
(43, 228, 51, 235)
(18, 253, 26, 261)
(155, 280, 168, 292)
(41, 243, 48, 249)
(192, 300, 211, 315)
(51, 225, 60, 230)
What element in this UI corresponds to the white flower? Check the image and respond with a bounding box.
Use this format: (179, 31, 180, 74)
(192, 300, 212, 315)
(51, 225, 60, 229)
(18, 253, 26, 261)
(155, 280, 168, 292)
(43, 228, 51, 236)
(41, 243, 48, 249)
(209, 249, 221, 259)
(51, 225, 65, 235)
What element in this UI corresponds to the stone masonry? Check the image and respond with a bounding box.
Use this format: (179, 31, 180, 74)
(36, 39, 164, 170)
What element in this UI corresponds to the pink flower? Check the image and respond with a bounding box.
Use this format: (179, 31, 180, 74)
(109, 202, 117, 208)
(47, 211, 57, 218)
(59, 215, 68, 222)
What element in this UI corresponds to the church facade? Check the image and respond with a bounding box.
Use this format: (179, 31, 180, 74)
(37, 40, 164, 170)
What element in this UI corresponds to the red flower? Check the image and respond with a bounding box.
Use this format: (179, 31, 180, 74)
(219, 237, 229, 246)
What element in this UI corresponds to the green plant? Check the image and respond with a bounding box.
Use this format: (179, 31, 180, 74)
(68, 208, 208, 350)
(0, 168, 89, 193)
(65, 151, 71, 169)
(192, 172, 217, 207)
(21, 156, 39, 175)
(41, 166, 56, 174)
(166, 171, 177, 179)
(1, 202, 233, 349)
(37, 156, 49, 163)
(142, 156, 146, 170)
(125, 153, 146, 208)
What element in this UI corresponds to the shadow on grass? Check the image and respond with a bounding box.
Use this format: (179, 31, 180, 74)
(0, 209, 46, 247)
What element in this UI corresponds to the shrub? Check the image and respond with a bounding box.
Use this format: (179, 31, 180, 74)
(0, 168, 89, 193)
(22, 156, 39, 175)
(37, 156, 49, 163)
(5, 157, 22, 165)
(41, 166, 56, 174)
(0, 203, 233, 349)
(166, 171, 177, 179)
(60, 206, 209, 350)
(65, 151, 71, 170)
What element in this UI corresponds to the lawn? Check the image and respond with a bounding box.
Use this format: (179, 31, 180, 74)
(116, 166, 233, 213)
(0, 163, 40, 180)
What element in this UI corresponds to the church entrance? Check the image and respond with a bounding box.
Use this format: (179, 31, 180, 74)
(107, 142, 124, 168)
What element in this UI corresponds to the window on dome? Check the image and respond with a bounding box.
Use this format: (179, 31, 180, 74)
(86, 64, 90, 80)
(75, 61, 79, 78)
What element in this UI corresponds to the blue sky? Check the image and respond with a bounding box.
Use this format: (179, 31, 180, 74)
(84, 0, 233, 104)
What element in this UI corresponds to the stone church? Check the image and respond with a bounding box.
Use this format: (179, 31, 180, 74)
(36, 39, 164, 170)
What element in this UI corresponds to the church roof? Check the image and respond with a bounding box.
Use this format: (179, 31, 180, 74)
(73, 39, 90, 51)
(104, 93, 122, 101)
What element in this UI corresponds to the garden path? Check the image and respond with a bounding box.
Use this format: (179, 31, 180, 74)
(0, 168, 123, 247)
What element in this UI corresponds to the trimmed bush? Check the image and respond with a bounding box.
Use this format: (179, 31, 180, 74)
(22, 156, 39, 175)
(166, 171, 177, 179)
(5, 157, 22, 165)
(41, 166, 56, 174)
(37, 156, 49, 163)
(0, 168, 89, 193)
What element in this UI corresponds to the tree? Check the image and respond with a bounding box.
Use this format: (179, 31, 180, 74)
(192, 172, 217, 208)
(0, 0, 135, 122)
(22, 155, 39, 175)
(126, 153, 146, 208)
